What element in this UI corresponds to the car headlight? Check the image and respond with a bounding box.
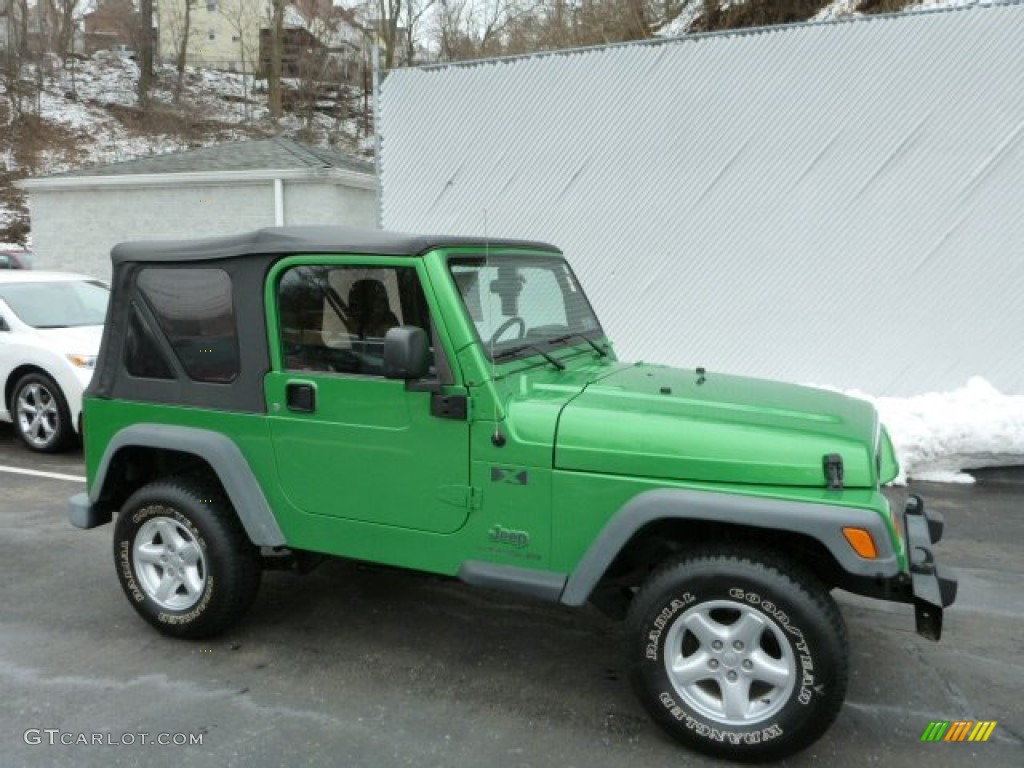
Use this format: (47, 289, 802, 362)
(66, 353, 97, 369)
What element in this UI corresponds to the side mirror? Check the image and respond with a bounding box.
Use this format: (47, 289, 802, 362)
(383, 326, 430, 380)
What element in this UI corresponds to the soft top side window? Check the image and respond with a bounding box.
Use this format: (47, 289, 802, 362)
(137, 267, 240, 384)
(278, 264, 433, 377)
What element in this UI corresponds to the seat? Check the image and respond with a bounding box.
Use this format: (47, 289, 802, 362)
(348, 278, 399, 339)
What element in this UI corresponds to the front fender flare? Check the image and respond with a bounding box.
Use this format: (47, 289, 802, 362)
(560, 487, 898, 606)
(88, 424, 286, 546)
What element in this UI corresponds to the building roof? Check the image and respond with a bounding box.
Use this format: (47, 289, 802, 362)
(40, 137, 374, 179)
(111, 226, 560, 264)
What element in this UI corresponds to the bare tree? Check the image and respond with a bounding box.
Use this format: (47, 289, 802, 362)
(138, 0, 153, 105)
(268, 0, 285, 119)
(158, 0, 197, 102)
(373, 0, 400, 70)
(219, 0, 262, 121)
(37, 0, 81, 59)
(436, 0, 538, 60)
(401, 0, 434, 65)
(293, 5, 338, 135)
(3, 1, 29, 118)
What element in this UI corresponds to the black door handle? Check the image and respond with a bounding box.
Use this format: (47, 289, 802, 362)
(286, 382, 316, 413)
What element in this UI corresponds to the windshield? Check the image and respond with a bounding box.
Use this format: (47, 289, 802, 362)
(0, 280, 109, 328)
(449, 255, 602, 360)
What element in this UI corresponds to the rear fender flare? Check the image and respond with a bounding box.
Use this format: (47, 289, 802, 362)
(92, 424, 286, 546)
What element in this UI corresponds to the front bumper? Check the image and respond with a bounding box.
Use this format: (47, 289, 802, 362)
(902, 494, 958, 640)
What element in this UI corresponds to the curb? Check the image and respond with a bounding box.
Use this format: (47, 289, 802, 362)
(969, 466, 1024, 486)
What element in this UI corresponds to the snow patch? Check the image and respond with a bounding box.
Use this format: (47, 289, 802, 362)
(813, 0, 863, 21)
(825, 377, 1024, 485)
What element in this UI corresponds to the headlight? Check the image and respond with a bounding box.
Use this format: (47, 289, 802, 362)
(66, 353, 97, 369)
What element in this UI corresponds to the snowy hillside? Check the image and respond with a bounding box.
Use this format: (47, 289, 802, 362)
(0, 52, 372, 248)
(655, 0, 997, 37)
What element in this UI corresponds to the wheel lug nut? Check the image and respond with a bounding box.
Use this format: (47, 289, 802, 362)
(743, 660, 753, 670)
(733, 641, 744, 651)
(709, 659, 719, 669)
(727, 671, 738, 682)
(712, 641, 723, 650)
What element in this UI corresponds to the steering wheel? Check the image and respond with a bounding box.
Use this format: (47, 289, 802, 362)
(488, 316, 527, 346)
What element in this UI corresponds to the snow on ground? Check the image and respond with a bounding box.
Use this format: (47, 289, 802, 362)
(813, 0, 862, 21)
(830, 377, 1024, 485)
(655, 4, 704, 37)
(814, 0, 997, 22)
(658, 0, 1002, 35)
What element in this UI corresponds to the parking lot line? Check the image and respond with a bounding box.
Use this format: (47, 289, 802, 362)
(0, 465, 85, 483)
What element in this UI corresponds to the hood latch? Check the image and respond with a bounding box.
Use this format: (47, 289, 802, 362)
(823, 453, 844, 489)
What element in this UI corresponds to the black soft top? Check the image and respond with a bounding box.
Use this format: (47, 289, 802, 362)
(111, 226, 560, 264)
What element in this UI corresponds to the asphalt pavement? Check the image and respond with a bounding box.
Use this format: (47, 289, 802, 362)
(0, 422, 1021, 767)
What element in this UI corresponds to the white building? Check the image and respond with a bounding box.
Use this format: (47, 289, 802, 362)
(20, 137, 377, 279)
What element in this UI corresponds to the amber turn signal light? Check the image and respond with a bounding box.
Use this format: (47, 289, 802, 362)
(842, 527, 878, 559)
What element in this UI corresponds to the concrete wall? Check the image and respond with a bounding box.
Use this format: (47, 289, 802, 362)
(283, 182, 378, 229)
(27, 177, 376, 281)
(380, 3, 1024, 396)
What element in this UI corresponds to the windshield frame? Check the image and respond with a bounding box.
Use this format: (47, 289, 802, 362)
(447, 252, 605, 365)
(0, 279, 110, 329)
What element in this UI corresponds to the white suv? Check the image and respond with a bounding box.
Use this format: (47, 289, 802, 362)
(0, 272, 108, 452)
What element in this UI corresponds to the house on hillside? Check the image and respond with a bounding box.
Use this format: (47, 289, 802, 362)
(18, 137, 377, 279)
(84, 0, 150, 55)
(156, 0, 254, 72)
(156, 0, 366, 77)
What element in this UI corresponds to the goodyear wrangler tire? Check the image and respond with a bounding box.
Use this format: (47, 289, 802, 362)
(626, 548, 848, 762)
(113, 479, 262, 639)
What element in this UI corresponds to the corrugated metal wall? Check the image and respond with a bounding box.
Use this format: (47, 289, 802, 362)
(380, 4, 1024, 395)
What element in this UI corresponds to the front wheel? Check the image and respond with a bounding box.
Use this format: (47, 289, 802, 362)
(113, 478, 262, 639)
(12, 372, 74, 453)
(626, 548, 848, 762)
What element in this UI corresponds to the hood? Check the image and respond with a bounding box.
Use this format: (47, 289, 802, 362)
(34, 325, 104, 355)
(555, 364, 879, 488)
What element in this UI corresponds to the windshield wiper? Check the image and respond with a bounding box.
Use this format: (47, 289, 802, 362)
(547, 332, 608, 357)
(493, 343, 566, 371)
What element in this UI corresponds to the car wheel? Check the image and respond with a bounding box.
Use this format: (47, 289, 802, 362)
(12, 372, 73, 453)
(113, 478, 262, 639)
(626, 548, 848, 762)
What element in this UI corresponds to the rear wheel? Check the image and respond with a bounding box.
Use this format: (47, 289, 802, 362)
(626, 548, 848, 762)
(12, 372, 73, 453)
(113, 478, 262, 639)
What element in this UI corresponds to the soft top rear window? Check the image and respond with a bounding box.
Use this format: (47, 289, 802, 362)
(137, 268, 239, 384)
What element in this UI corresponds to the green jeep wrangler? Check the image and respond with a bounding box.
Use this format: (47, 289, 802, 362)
(70, 226, 956, 761)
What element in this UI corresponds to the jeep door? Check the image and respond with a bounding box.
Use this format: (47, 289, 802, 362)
(265, 257, 471, 534)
